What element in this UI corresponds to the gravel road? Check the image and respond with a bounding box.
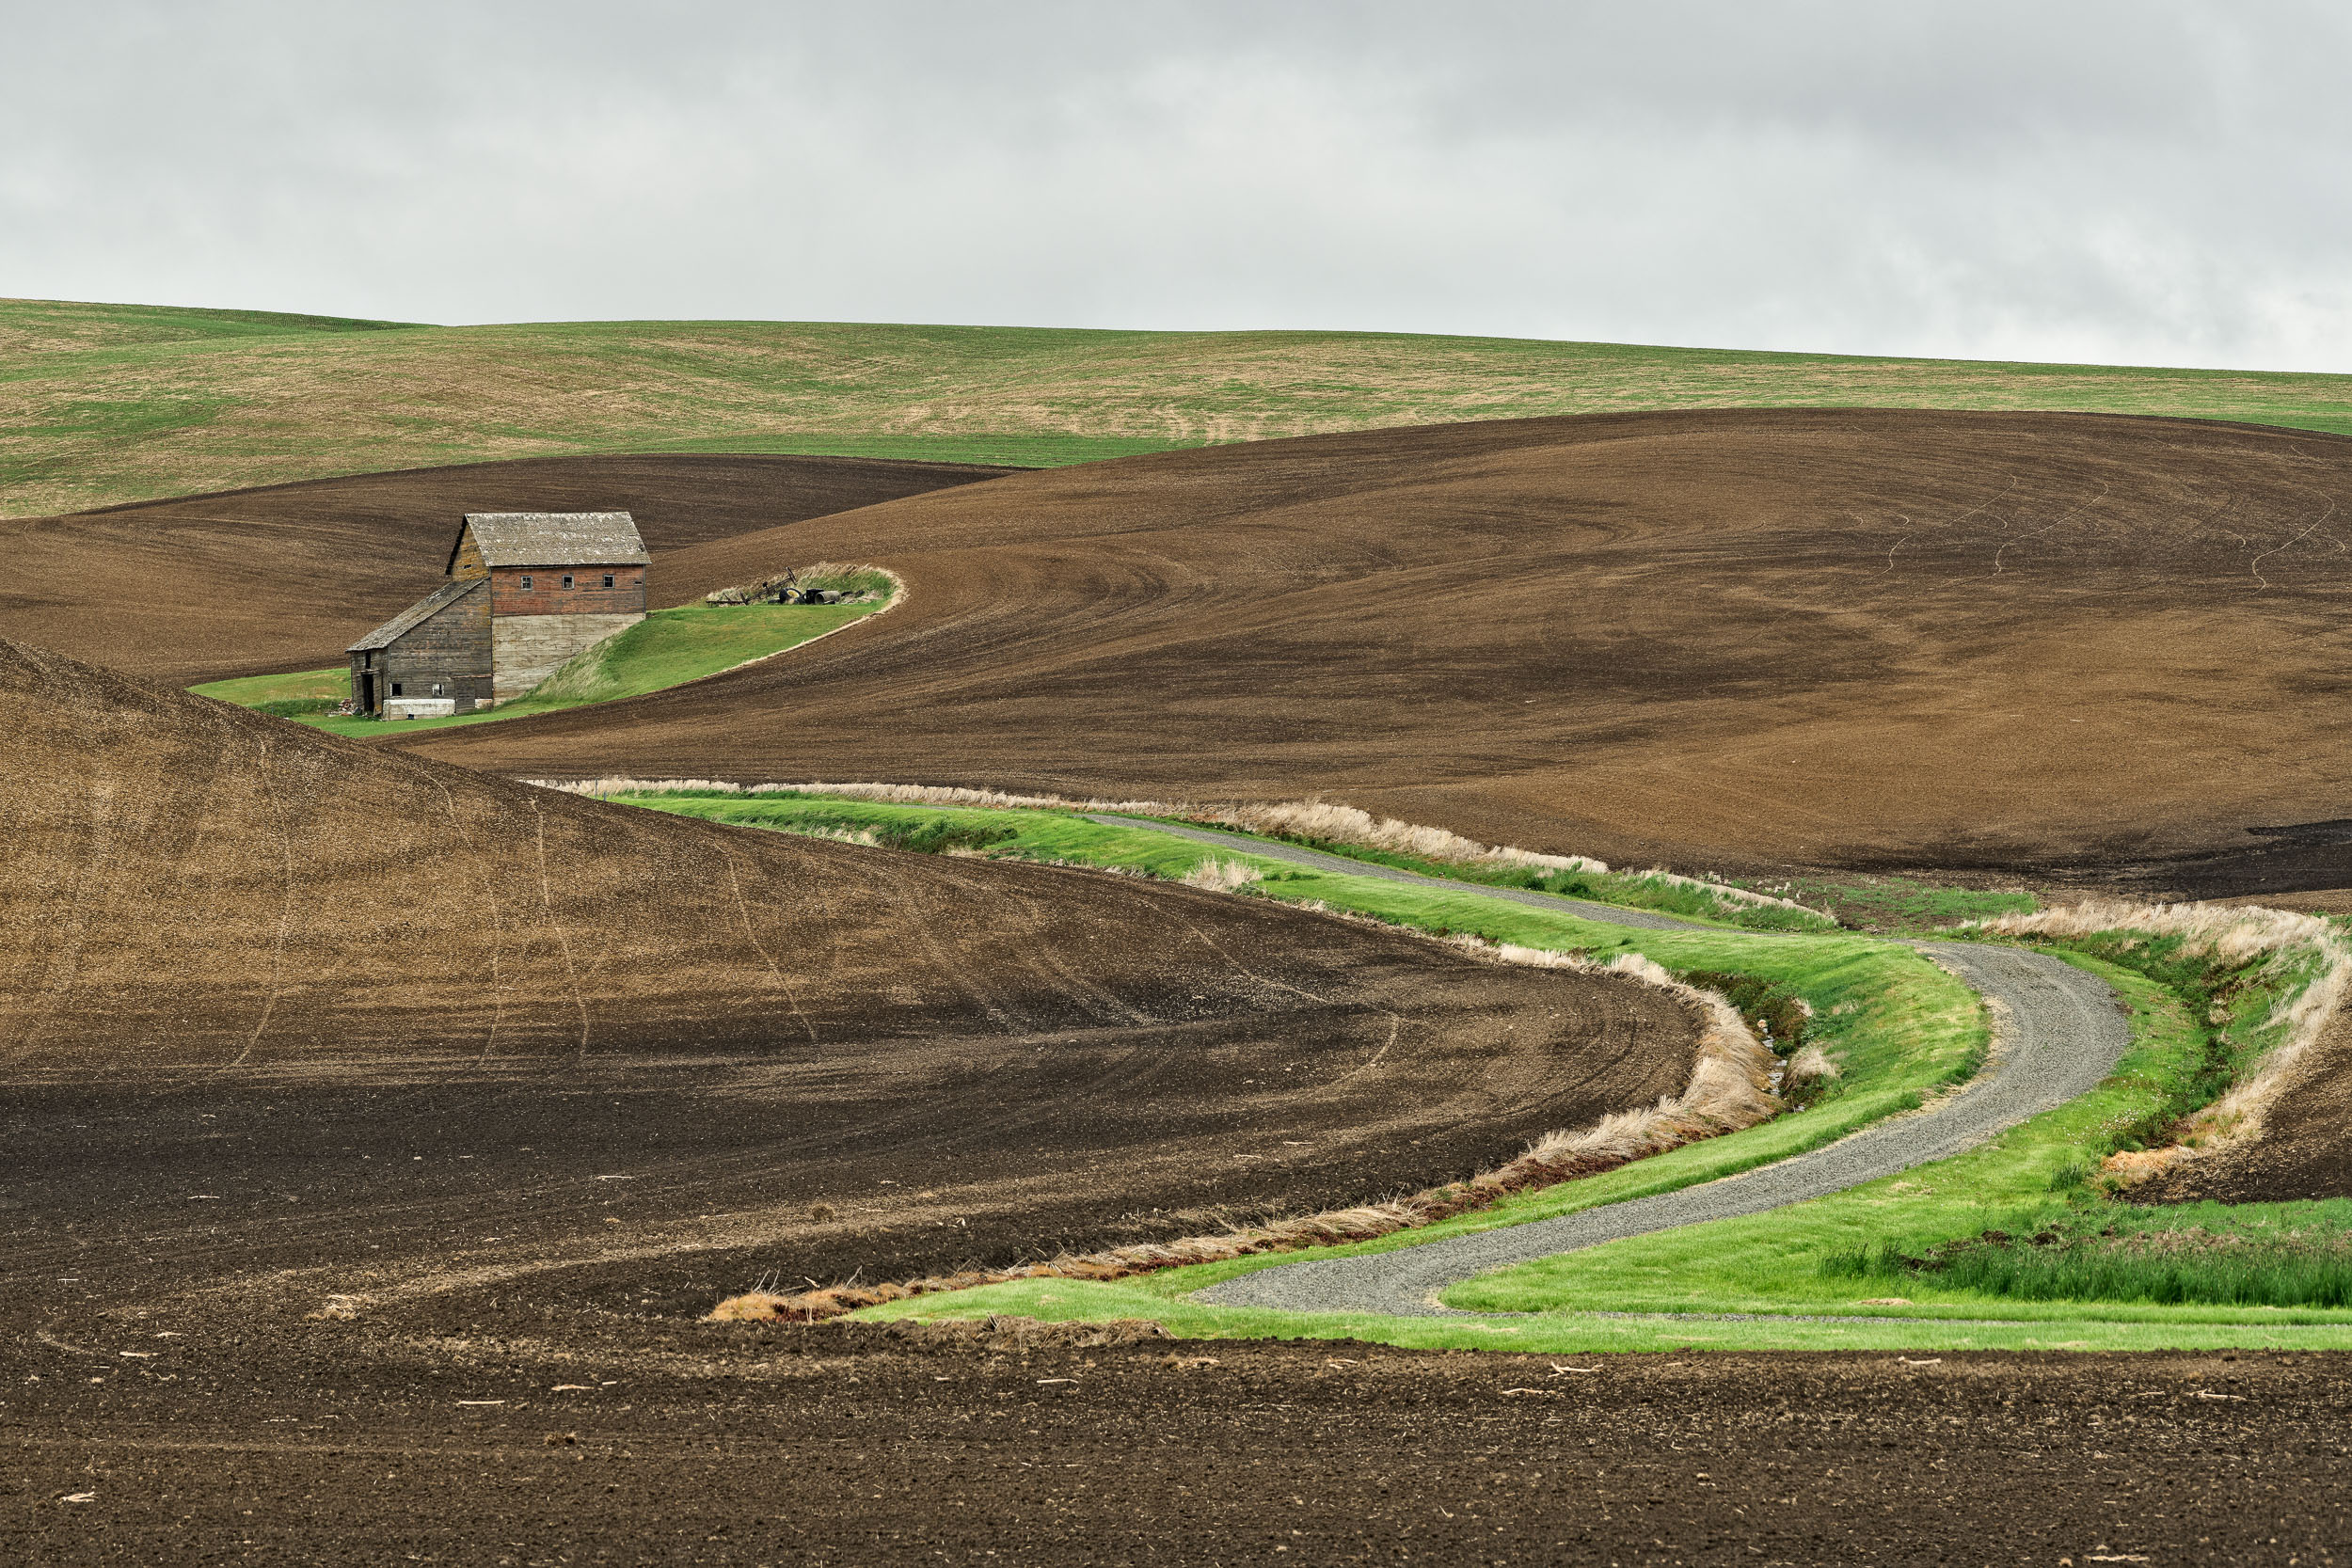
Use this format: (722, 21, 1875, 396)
(1081, 817, 2133, 1319)
(1206, 943, 2125, 1314)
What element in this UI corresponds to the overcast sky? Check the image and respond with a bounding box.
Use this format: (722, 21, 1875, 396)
(8, 1, 2349, 370)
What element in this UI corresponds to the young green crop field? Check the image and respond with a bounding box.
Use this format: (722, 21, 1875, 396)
(12, 294, 2352, 515)
(190, 597, 883, 736)
(608, 790, 2352, 1352)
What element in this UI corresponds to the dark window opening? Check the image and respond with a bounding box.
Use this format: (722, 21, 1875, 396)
(520, 574, 533, 590)
(562, 574, 574, 589)
(391, 683, 404, 696)
(602, 574, 615, 588)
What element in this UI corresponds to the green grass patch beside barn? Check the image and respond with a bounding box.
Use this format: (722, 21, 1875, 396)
(190, 665, 351, 715)
(191, 597, 884, 737)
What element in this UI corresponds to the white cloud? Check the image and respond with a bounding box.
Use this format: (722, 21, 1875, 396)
(5, 0, 2349, 370)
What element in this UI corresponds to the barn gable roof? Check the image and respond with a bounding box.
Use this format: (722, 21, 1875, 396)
(452, 511, 649, 571)
(348, 578, 485, 653)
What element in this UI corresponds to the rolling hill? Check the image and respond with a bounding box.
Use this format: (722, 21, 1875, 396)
(13, 293, 2352, 517)
(0, 637, 1697, 1305)
(375, 411, 2352, 898)
(14, 409, 2352, 895)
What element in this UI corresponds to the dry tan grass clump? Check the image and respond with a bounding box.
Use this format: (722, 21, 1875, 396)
(708, 944, 1779, 1323)
(1782, 1043, 1841, 1086)
(1977, 897, 2352, 1181)
(1211, 799, 1606, 875)
(1179, 857, 1263, 893)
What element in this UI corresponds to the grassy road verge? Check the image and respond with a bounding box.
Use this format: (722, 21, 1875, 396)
(856, 952, 2352, 1352)
(606, 792, 2352, 1350)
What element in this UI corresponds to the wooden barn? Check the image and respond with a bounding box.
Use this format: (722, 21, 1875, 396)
(348, 512, 650, 717)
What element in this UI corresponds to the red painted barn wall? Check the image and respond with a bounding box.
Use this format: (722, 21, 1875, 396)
(489, 565, 647, 617)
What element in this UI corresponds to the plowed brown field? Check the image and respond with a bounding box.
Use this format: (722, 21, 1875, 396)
(0, 639, 1694, 1306)
(9, 1316, 2344, 1566)
(15, 409, 2349, 895)
(8, 417, 2350, 1560)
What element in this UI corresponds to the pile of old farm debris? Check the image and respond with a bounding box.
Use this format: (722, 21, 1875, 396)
(703, 563, 884, 607)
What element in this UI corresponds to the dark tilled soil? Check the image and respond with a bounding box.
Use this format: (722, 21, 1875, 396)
(6, 1309, 2344, 1566)
(1, 640, 1696, 1310)
(11, 417, 2352, 1559)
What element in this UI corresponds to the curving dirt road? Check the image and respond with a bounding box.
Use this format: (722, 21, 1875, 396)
(1093, 819, 2137, 1317)
(1205, 942, 2128, 1315)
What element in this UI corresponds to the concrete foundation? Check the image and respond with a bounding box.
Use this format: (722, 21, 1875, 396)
(492, 612, 644, 702)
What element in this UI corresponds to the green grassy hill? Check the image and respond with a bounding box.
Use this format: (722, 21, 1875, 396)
(10, 294, 2352, 517)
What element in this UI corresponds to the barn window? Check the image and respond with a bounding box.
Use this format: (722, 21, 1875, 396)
(391, 683, 404, 696)
(519, 575, 533, 590)
(601, 574, 615, 588)
(562, 574, 574, 589)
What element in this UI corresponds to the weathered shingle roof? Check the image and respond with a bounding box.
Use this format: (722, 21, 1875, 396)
(347, 578, 484, 652)
(455, 511, 649, 570)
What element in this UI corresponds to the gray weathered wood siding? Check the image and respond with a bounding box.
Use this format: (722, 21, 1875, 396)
(349, 579, 492, 713)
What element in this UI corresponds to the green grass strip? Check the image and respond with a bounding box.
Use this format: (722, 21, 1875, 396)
(191, 667, 350, 707)
(1102, 816, 1842, 932)
(1847, 1199, 2352, 1309)
(852, 1274, 2352, 1353)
